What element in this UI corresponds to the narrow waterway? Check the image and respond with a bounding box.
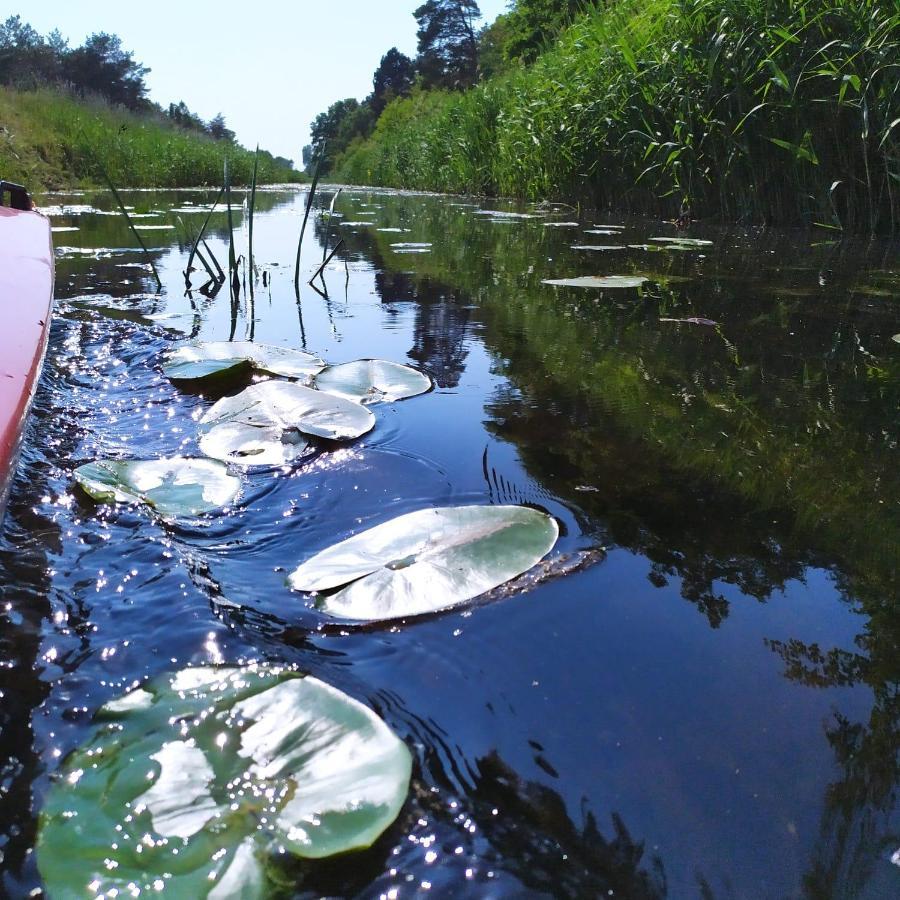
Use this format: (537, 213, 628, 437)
(1, 187, 897, 898)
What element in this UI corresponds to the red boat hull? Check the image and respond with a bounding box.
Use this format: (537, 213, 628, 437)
(0, 206, 54, 519)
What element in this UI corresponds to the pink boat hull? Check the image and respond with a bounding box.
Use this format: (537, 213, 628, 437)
(0, 206, 54, 518)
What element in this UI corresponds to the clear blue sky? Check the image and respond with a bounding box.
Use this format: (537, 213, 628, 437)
(15, 1, 509, 165)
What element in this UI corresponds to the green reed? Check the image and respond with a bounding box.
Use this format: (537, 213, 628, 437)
(335, 0, 900, 231)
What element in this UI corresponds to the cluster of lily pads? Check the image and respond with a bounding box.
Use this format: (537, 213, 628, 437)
(51, 195, 566, 895)
(54, 333, 560, 896)
(72, 337, 560, 619)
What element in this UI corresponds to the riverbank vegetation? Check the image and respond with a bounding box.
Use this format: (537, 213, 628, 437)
(0, 16, 298, 188)
(312, 0, 900, 230)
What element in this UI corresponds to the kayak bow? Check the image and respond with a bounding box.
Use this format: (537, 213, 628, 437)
(0, 181, 54, 521)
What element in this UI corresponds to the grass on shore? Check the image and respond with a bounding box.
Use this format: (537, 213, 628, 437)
(0, 86, 301, 190)
(336, 0, 900, 230)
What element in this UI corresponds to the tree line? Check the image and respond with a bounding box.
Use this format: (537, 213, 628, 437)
(306, 0, 592, 172)
(0, 15, 293, 164)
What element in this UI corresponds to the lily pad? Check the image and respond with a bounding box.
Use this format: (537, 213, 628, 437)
(199, 380, 374, 467)
(314, 359, 431, 404)
(660, 316, 718, 326)
(542, 275, 647, 289)
(37, 665, 412, 898)
(289, 505, 559, 621)
(74, 458, 241, 517)
(162, 341, 325, 384)
(649, 237, 713, 247)
(390, 242, 432, 252)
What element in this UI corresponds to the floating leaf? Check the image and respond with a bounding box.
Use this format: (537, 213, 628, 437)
(543, 221, 580, 227)
(659, 317, 719, 326)
(649, 237, 713, 247)
(162, 341, 325, 384)
(199, 381, 374, 466)
(893, 334, 900, 343)
(37, 665, 412, 898)
(474, 210, 538, 220)
(570, 245, 628, 251)
(289, 505, 559, 621)
(390, 242, 432, 253)
(74, 458, 240, 517)
(583, 229, 622, 236)
(542, 275, 647, 289)
(314, 359, 431, 404)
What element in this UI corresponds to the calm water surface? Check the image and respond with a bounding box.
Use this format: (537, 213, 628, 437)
(1, 187, 898, 898)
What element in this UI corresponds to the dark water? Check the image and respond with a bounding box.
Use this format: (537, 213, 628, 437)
(1, 187, 898, 898)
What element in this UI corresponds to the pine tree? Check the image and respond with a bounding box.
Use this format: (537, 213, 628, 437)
(413, 0, 481, 89)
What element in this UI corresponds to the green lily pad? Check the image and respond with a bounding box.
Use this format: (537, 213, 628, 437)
(542, 275, 647, 289)
(314, 359, 432, 404)
(162, 341, 326, 384)
(37, 665, 412, 898)
(74, 458, 241, 517)
(199, 381, 374, 467)
(289, 505, 559, 621)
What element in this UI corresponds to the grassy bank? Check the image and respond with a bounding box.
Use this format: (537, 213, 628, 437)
(0, 86, 300, 189)
(336, 0, 900, 230)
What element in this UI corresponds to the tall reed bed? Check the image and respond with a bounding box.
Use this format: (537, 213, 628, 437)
(336, 0, 900, 230)
(0, 86, 301, 189)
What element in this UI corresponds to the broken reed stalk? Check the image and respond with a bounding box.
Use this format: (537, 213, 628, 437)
(224, 157, 238, 296)
(186, 187, 224, 277)
(97, 165, 162, 290)
(201, 238, 225, 282)
(322, 187, 343, 262)
(293, 141, 326, 291)
(309, 238, 343, 284)
(248, 145, 259, 298)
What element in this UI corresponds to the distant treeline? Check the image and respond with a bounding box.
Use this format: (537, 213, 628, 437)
(310, 0, 900, 231)
(0, 15, 298, 186)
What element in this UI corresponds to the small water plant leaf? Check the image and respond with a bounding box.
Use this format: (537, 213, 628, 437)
(314, 359, 432, 405)
(198, 381, 374, 466)
(288, 505, 559, 621)
(37, 665, 412, 898)
(543, 221, 580, 227)
(649, 237, 713, 247)
(660, 317, 719, 326)
(893, 334, 900, 343)
(474, 210, 538, 220)
(73, 458, 241, 517)
(583, 229, 622, 236)
(570, 245, 628, 251)
(390, 242, 432, 251)
(542, 275, 647, 289)
(162, 341, 326, 383)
